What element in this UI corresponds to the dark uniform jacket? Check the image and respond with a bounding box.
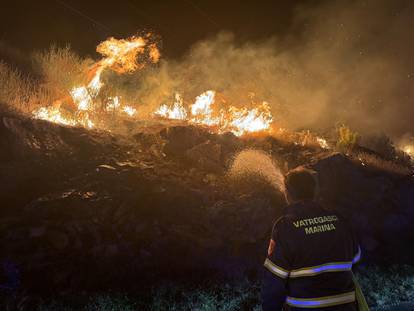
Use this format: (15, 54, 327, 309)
(261, 201, 360, 310)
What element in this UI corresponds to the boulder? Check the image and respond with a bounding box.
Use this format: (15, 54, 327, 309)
(186, 140, 223, 172)
(160, 125, 211, 157)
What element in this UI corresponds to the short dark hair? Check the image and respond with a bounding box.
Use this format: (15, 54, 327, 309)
(285, 167, 317, 201)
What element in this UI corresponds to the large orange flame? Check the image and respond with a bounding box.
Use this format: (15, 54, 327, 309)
(32, 34, 277, 137)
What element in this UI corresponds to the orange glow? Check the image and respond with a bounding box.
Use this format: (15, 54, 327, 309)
(32, 35, 274, 136)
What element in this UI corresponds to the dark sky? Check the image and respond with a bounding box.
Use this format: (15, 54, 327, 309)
(0, 0, 320, 59)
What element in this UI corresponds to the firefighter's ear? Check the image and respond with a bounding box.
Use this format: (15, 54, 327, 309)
(284, 190, 293, 205)
(267, 239, 276, 256)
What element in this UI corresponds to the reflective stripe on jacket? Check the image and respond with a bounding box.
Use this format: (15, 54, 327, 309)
(261, 201, 360, 310)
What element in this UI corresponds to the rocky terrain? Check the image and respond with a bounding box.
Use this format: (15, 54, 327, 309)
(0, 108, 413, 300)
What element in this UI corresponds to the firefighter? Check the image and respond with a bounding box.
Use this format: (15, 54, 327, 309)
(261, 167, 362, 310)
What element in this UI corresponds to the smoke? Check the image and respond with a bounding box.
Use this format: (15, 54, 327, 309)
(133, 0, 414, 139)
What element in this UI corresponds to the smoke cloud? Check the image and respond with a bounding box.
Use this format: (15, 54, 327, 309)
(132, 0, 414, 139)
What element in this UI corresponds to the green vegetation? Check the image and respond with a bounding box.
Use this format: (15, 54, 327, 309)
(1, 265, 410, 310)
(357, 265, 414, 308)
(336, 124, 360, 152)
(32, 280, 260, 311)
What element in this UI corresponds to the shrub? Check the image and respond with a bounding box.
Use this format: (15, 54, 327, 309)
(362, 134, 396, 160)
(0, 61, 55, 114)
(336, 124, 360, 152)
(0, 61, 36, 112)
(31, 45, 92, 99)
(354, 152, 412, 176)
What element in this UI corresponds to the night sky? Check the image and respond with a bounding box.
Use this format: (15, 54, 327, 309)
(0, 0, 320, 59)
(2, 0, 414, 136)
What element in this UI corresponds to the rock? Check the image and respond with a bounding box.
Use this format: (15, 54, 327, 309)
(104, 244, 119, 257)
(47, 231, 69, 250)
(133, 132, 160, 147)
(203, 173, 218, 184)
(186, 140, 223, 172)
(160, 125, 210, 157)
(29, 226, 46, 238)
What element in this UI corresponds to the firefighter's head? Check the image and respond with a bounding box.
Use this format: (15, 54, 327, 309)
(284, 167, 318, 203)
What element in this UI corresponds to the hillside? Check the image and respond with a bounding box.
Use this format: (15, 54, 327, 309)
(0, 109, 414, 308)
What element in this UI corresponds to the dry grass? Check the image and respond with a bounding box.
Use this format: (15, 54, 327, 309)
(353, 151, 412, 176)
(0, 45, 92, 115)
(0, 61, 38, 113)
(32, 45, 92, 99)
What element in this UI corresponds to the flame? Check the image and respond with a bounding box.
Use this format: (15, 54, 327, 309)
(403, 145, 414, 159)
(189, 90, 221, 126)
(226, 102, 272, 136)
(191, 90, 215, 118)
(155, 90, 273, 136)
(106, 96, 121, 111)
(32, 106, 76, 127)
(122, 106, 137, 116)
(32, 35, 159, 128)
(149, 43, 161, 63)
(31, 34, 273, 136)
(71, 87, 93, 111)
(155, 93, 187, 120)
(317, 137, 330, 149)
(96, 36, 148, 73)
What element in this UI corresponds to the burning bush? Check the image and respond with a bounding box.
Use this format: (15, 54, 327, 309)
(32, 45, 93, 100)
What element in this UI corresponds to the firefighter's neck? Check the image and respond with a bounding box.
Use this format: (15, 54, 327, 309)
(285, 193, 314, 205)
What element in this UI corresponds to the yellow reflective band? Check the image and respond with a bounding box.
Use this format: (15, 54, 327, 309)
(264, 258, 289, 279)
(286, 291, 355, 308)
(289, 261, 353, 278)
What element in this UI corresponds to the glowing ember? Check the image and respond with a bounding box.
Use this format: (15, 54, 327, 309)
(149, 43, 161, 63)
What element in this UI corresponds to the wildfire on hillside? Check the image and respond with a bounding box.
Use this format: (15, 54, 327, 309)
(33, 34, 158, 129)
(32, 34, 275, 137)
(30, 34, 335, 152)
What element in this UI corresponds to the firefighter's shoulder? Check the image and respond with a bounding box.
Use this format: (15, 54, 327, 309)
(271, 214, 295, 239)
